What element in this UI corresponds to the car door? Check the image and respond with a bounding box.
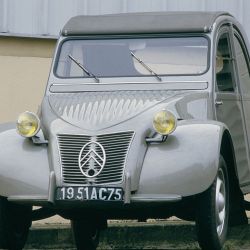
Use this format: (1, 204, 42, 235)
(232, 28, 250, 189)
(214, 25, 250, 187)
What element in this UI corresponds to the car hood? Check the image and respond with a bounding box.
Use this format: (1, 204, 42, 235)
(43, 89, 209, 190)
(47, 90, 186, 131)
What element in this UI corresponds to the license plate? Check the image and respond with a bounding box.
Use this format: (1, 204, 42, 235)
(56, 186, 123, 201)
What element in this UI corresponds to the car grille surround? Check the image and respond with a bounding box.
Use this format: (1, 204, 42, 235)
(57, 131, 134, 185)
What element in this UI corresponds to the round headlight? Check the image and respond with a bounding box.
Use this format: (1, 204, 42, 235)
(153, 110, 177, 135)
(17, 111, 40, 138)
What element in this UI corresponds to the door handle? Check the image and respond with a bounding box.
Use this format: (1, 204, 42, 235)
(215, 100, 223, 106)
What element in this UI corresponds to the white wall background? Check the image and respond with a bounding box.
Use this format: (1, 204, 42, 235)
(0, 0, 250, 39)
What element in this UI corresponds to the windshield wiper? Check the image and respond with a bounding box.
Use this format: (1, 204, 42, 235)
(68, 54, 100, 83)
(130, 52, 162, 82)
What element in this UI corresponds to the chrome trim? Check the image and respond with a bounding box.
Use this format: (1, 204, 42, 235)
(8, 195, 48, 201)
(130, 194, 182, 202)
(48, 171, 56, 203)
(124, 172, 131, 204)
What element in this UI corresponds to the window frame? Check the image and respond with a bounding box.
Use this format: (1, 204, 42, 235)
(215, 26, 237, 93)
(233, 28, 250, 96)
(53, 33, 211, 80)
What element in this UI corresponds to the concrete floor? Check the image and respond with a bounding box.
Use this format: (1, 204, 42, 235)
(26, 219, 250, 249)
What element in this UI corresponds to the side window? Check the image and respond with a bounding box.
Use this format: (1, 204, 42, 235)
(234, 35, 250, 94)
(216, 33, 235, 92)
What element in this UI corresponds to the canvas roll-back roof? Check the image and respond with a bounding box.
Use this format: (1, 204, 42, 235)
(62, 11, 232, 36)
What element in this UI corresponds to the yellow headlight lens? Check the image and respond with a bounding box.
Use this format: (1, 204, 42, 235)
(17, 111, 40, 138)
(153, 110, 177, 135)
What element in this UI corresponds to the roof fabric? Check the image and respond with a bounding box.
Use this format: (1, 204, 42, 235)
(62, 11, 232, 36)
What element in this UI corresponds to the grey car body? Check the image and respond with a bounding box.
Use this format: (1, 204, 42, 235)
(0, 11, 249, 250)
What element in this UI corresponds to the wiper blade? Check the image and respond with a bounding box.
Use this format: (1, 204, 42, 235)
(68, 54, 100, 83)
(131, 52, 162, 82)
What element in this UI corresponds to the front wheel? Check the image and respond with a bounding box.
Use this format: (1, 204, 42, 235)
(0, 197, 32, 249)
(196, 156, 229, 250)
(71, 219, 100, 250)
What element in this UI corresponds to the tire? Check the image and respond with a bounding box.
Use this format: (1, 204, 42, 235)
(0, 197, 32, 250)
(71, 219, 100, 250)
(196, 155, 229, 250)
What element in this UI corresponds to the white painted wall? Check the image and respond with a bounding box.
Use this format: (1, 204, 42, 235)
(0, 37, 55, 123)
(0, 0, 250, 40)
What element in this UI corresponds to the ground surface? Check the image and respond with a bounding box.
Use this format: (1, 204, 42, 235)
(27, 195, 250, 249)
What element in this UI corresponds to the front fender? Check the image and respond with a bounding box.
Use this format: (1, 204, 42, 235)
(138, 120, 226, 197)
(0, 123, 50, 199)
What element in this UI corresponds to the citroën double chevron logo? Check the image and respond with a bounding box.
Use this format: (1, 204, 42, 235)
(78, 141, 106, 178)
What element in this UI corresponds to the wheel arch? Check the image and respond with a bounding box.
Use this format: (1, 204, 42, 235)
(220, 129, 239, 185)
(220, 129, 248, 225)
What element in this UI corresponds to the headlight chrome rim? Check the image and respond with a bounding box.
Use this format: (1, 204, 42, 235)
(16, 111, 41, 138)
(153, 110, 177, 135)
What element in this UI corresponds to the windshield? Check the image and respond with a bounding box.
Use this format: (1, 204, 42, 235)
(55, 36, 209, 78)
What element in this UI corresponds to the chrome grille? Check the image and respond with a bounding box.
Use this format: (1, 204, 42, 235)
(57, 131, 134, 185)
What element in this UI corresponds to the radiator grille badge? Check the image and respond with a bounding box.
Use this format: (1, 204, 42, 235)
(78, 141, 106, 178)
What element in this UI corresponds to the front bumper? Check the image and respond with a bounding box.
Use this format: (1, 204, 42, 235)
(7, 171, 181, 206)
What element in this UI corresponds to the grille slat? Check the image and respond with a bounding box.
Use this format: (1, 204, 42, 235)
(58, 138, 90, 141)
(98, 139, 133, 144)
(58, 131, 134, 185)
(59, 146, 83, 149)
(61, 155, 80, 158)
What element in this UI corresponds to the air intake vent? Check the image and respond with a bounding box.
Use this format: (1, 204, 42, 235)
(57, 131, 134, 185)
